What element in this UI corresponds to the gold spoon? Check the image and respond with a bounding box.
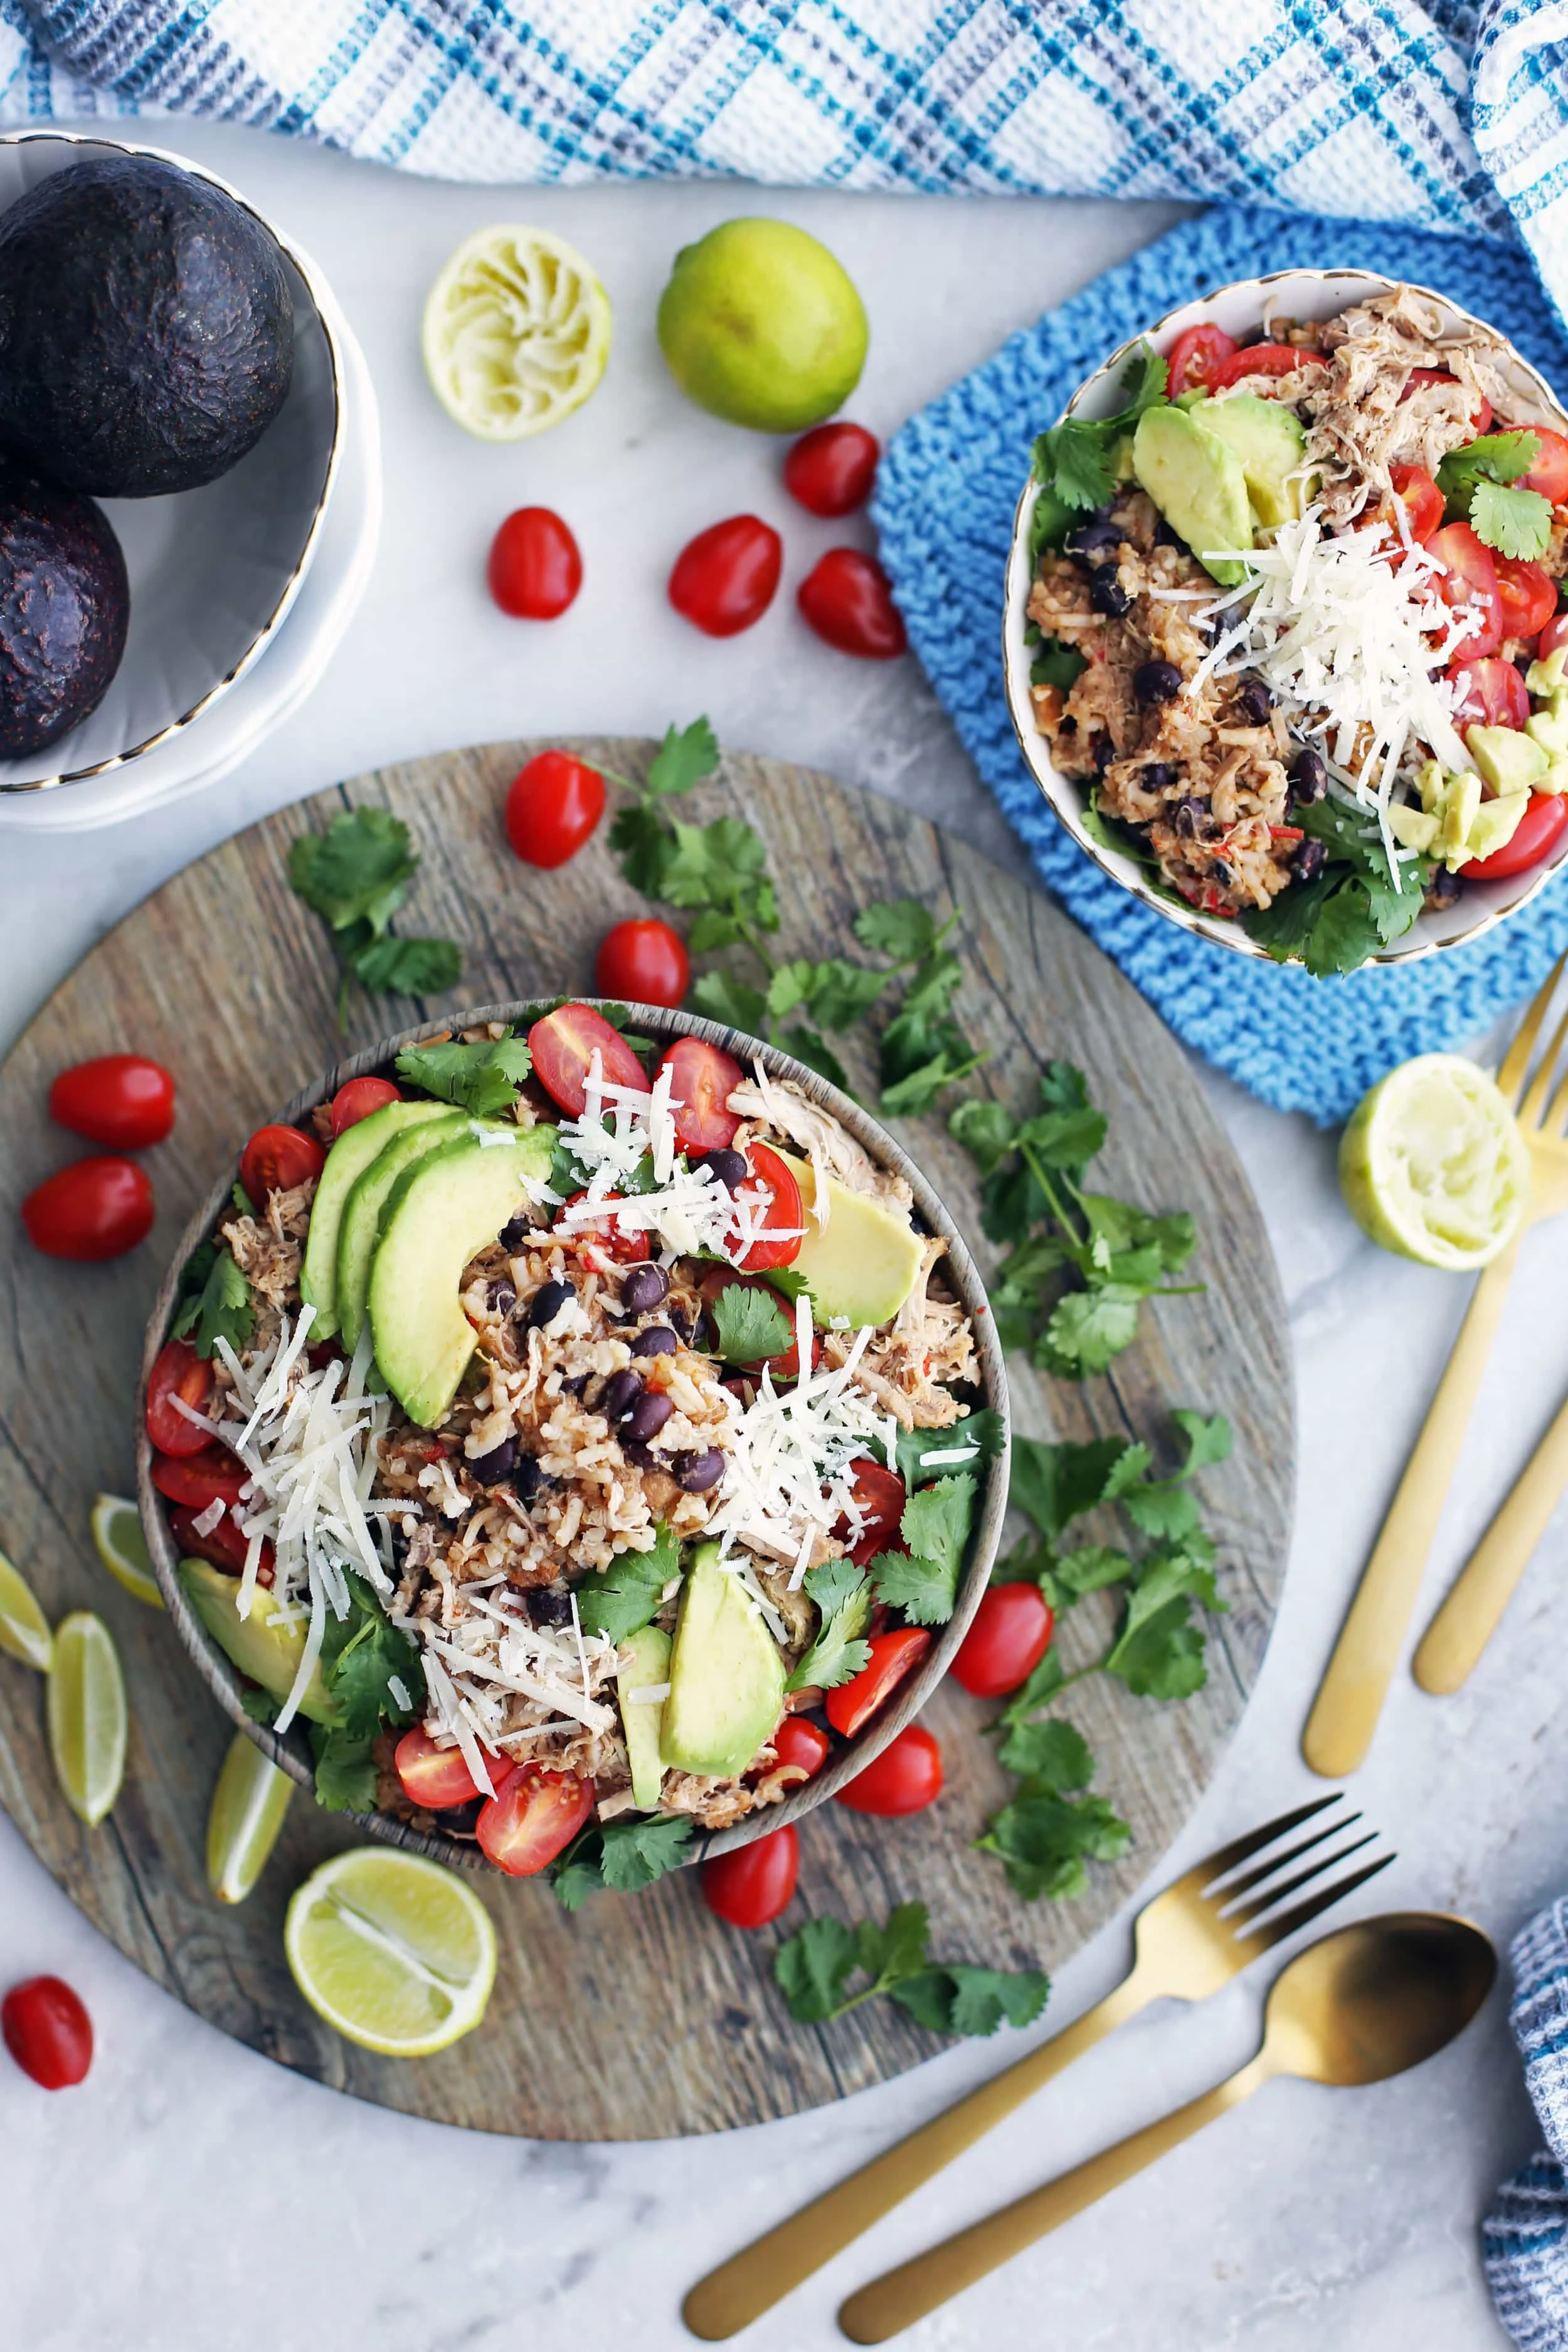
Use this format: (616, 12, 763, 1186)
(836, 1913, 1495, 2344)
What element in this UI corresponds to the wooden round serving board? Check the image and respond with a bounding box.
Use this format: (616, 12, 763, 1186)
(0, 741, 1292, 2141)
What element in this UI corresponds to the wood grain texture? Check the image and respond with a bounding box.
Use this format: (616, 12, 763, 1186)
(0, 740, 1293, 2141)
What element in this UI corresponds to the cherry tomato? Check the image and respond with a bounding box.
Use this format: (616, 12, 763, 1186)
(797, 549, 907, 660)
(21, 1157, 153, 1262)
(558, 1189, 651, 1266)
(1460, 793, 1568, 880)
(834, 1458, 907, 1569)
(394, 1727, 507, 1809)
(771, 1718, 830, 1782)
(528, 1002, 649, 1116)
(595, 918, 689, 1009)
(702, 1823, 799, 1929)
(150, 1445, 246, 1515)
(1427, 522, 1504, 660)
(1369, 463, 1443, 546)
(329, 1076, 401, 1136)
(658, 1037, 743, 1152)
(1209, 342, 1323, 388)
(700, 1268, 820, 1376)
(504, 750, 607, 869)
(475, 1762, 594, 1875)
(1519, 426, 1568, 504)
(1495, 556, 1558, 643)
(167, 1501, 273, 1584)
(834, 1724, 943, 1816)
(730, 1141, 804, 1273)
(1446, 655, 1530, 731)
(1401, 369, 1491, 435)
(825, 1626, 933, 1739)
(950, 1582, 1056, 1698)
(1164, 323, 1237, 396)
(2, 1976, 92, 2089)
(783, 422, 881, 517)
(240, 1125, 325, 1206)
(669, 515, 782, 637)
(49, 1054, 174, 1150)
(487, 506, 583, 620)
(145, 1337, 215, 1458)
(1540, 611, 1568, 660)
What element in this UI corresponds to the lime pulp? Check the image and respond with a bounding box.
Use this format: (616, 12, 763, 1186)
(284, 1848, 497, 2057)
(1338, 1053, 1529, 1271)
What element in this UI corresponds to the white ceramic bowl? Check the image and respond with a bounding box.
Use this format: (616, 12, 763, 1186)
(0, 130, 343, 801)
(1002, 268, 1568, 966)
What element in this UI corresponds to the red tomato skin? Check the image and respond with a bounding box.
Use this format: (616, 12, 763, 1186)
(797, 549, 907, 660)
(825, 1627, 933, 1740)
(145, 1337, 215, 1458)
(595, 918, 689, 1010)
(1401, 369, 1492, 435)
(1460, 793, 1568, 880)
(950, 1583, 1056, 1698)
(487, 506, 583, 620)
(329, 1076, 401, 1136)
(835, 1458, 907, 1569)
(1371, 464, 1444, 545)
(150, 1445, 246, 1513)
(1494, 557, 1559, 643)
(475, 1764, 594, 1875)
(22, 1157, 153, 1262)
(1210, 342, 1323, 388)
(1540, 612, 1568, 660)
(1446, 655, 1530, 731)
(1428, 522, 1503, 659)
(504, 750, 606, 869)
(1164, 324, 1237, 396)
(2, 1976, 92, 2089)
(1519, 426, 1568, 504)
(394, 1727, 504, 1809)
(783, 423, 881, 517)
(166, 1502, 272, 1583)
(49, 1054, 174, 1150)
(529, 1004, 649, 1116)
(558, 1189, 651, 1266)
(658, 1037, 743, 1152)
(669, 516, 783, 637)
(702, 1823, 800, 1929)
(731, 1140, 804, 1273)
(770, 1718, 830, 1781)
(834, 1724, 943, 1816)
(240, 1125, 325, 1207)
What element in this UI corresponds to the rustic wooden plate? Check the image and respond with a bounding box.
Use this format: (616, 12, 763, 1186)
(0, 740, 1292, 2141)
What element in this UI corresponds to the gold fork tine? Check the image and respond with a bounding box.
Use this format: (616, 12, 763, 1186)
(1168, 1794, 1341, 1899)
(1205, 1809, 1362, 1904)
(1520, 1000, 1568, 1128)
(1236, 1851, 1396, 1954)
(1498, 955, 1565, 1104)
(1222, 1831, 1380, 1926)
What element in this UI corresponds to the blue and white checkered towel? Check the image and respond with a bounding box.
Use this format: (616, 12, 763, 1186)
(1487, 1900, 1568, 2349)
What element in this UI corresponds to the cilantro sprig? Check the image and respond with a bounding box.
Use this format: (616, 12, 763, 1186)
(170, 1239, 255, 1361)
(394, 1027, 533, 1116)
(711, 1282, 793, 1365)
(773, 1900, 1049, 2036)
(1029, 342, 1168, 551)
(575, 1523, 681, 1645)
(305, 1571, 425, 1813)
(287, 807, 462, 1026)
(1243, 793, 1429, 977)
(1436, 430, 1552, 559)
(550, 1813, 695, 1909)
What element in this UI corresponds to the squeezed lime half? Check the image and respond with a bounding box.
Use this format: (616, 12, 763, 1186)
(1339, 1054, 1530, 1270)
(421, 223, 611, 441)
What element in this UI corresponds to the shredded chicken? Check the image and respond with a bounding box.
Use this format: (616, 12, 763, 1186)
(221, 1180, 315, 1327)
(728, 1070, 913, 1212)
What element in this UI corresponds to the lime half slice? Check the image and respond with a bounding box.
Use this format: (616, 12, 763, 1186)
(422, 223, 611, 441)
(1340, 1054, 1529, 1270)
(207, 1733, 292, 1905)
(91, 1495, 164, 1609)
(0, 1550, 53, 1671)
(285, 1848, 497, 2057)
(47, 1611, 127, 1826)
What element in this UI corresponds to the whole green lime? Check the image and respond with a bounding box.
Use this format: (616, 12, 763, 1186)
(657, 218, 868, 433)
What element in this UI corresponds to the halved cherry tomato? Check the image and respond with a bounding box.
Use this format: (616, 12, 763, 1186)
(487, 506, 582, 620)
(2, 1976, 92, 2089)
(240, 1125, 325, 1206)
(329, 1076, 401, 1136)
(145, 1337, 215, 1458)
(1369, 464, 1443, 546)
(558, 1188, 650, 1266)
(150, 1445, 246, 1514)
(475, 1763, 594, 1875)
(528, 1003, 650, 1116)
(797, 549, 906, 659)
(825, 1626, 932, 1740)
(21, 1157, 154, 1262)
(167, 1502, 273, 1585)
(834, 1458, 907, 1569)
(394, 1727, 507, 1809)
(1460, 793, 1568, 880)
(1209, 341, 1323, 389)
(1540, 611, 1568, 660)
(1446, 655, 1530, 731)
(1427, 522, 1503, 659)
(1164, 323, 1237, 396)
(595, 918, 689, 1010)
(1401, 369, 1491, 435)
(950, 1582, 1056, 1698)
(701, 1823, 799, 1929)
(658, 1037, 743, 1152)
(49, 1054, 173, 1150)
(1518, 426, 1568, 504)
(1495, 557, 1558, 643)
(504, 750, 606, 868)
(699, 1268, 820, 1377)
(770, 1719, 830, 1782)
(669, 515, 782, 637)
(783, 422, 880, 517)
(730, 1141, 803, 1273)
(834, 1724, 943, 1816)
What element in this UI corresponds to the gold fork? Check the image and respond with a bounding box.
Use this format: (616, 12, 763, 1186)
(1303, 957, 1568, 1777)
(681, 1796, 1391, 2340)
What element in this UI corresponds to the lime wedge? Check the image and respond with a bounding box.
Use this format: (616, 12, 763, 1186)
(421, 223, 611, 441)
(284, 1848, 497, 2057)
(1340, 1054, 1530, 1270)
(0, 1550, 53, 1672)
(90, 1494, 164, 1609)
(47, 1612, 127, 1826)
(207, 1732, 292, 1905)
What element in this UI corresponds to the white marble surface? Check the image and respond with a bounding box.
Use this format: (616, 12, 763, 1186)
(0, 124, 1560, 2352)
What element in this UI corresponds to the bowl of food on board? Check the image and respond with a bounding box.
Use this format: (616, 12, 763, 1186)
(137, 999, 1008, 1897)
(1002, 270, 1568, 978)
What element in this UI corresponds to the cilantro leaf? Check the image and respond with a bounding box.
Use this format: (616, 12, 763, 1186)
(1039, 420, 1119, 513)
(1121, 1483, 1203, 1543)
(308, 1724, 379, 1813)
(977, 1789, 1132, 1901)
(1173, 1409, 1231, 1476)
(995, 1715, 1093, 1788)
(1010, 1434, 1132, 1540)
(660, 817, 774, 919)
(868, 1472, 977, 1626)
(1246, 797, 1426, 976)
(548, 1830, 607, 1912)
(317, 1571, 423, 1739)
(395, 1029, 534, 1116)
(608, 802, 674, 898)
(763, 1266, 814, 1305)
(1436, 430, 1540, 502)
(948, 1094, 1017, 1175)
(597, 1813, 694, 1892)
(1469, 479, 1553, 561)
(1042, 1284, 1142, 1375)
(1103, 1550, 1226, 1700)
(348, 934, 463, 997)
(777, 1025, 852, 1092)
(287, 806, 417, 935)
(1052, 1543, 1136, 1599)
(997, 1645, 1064, 1727)
(576, 1524, 680, 1644)
(800, 959, 891, 1032)
(775, 1901, 1047, 2035)
(644, 716, 720, 800)
(1031, 638, 1087, 692)
(692, 969, 768, 1036)
(774, 1916, 860, 2021)
(854, 899, 939, 963)
(171, 1243, 255, 1360)
(788, 1577, 872, 1692)
(892, 1964, 1051, 2038)
(804, 1555, 868, 1618)
(711, 1282, 793, 1365)
(878, 1407, 1005, 1493)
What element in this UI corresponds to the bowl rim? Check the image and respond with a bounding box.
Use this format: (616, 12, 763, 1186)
(136, 998, 1012, 1875)
(1001, 267, 1568, 968)
(0, 126, 345, 798)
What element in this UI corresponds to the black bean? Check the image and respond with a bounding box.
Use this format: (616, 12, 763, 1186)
(1064, 509, 1118, 559)
(665, 1307, 694, 1345)
(632, 1326, 679, 1357)
(1288, 746, 1327, 805)
(468, 1436, 517, 1486)
(1174, 795, 1209, 839)
(1092, 736, 1116, 773)
(1235, 673, 1273, 726)
(600, 1369, 641, 1421)
(561, 1374, 589, 1399)
(695, 1147, 748, 1193)
(499, 1214, 532, 1251)
(1290, 838, 1327, 884)
(1153, 516, 1183, 548)
(487, 1279, 517, 1316)
(442, 1797, 485, 1835)
(672, 1448, 726, 1493)
(509, 1453, 544, 1504)
(1089, 569, 1131, 618)
(1143, 761, 1177, 790)
(625, 1390, 674, 1443)
(530, 1587, 573, 1628)
(527, 1278, 575, 1331)
(1210, 860, 1233, 887)
(1426, 864, 1464, 910)
(621, 1439, 660, 1471)
(620, 1263, 668, 1314)
(1134, 659, 1182, 704)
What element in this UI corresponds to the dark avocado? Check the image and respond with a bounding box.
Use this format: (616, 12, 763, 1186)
(0, 156, 294, 498)
(0, 456, 128, 758)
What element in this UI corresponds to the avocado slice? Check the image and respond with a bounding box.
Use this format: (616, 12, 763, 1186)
(1469, 726, 1549, 796)
(1527, 691, 1568, 763)
(1387, 803, 1439, 854)
(618, 1624, 672, 1809)
(300, 1099, 467, 1340)
(367, 1125, 559, 1427)
(1465, 793, 1531, 864)
(780, 1153, 925, 1329)
(334, 1111, 467, 1354)
(1528, 647, 1568, 697)
(1439, 771, 1483, 862)
(1197, 393, 1309, 528)
(1131, 406, 1253, 586)
(177, 1557, 337, 1725)
(662, 1543, 785, 1781)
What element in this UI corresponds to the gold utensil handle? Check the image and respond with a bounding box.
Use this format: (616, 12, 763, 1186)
(681, 1977, 1143, 2341)
(837, 2058, 1267, 2343)
(1302, 1242, 1518, 1777)
(1414, 1385, 1568, 1692)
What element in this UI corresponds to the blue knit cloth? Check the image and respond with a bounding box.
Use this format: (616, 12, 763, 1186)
(873, 206, 1568, 1123)
(1486, 1899, 1568, 2350)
